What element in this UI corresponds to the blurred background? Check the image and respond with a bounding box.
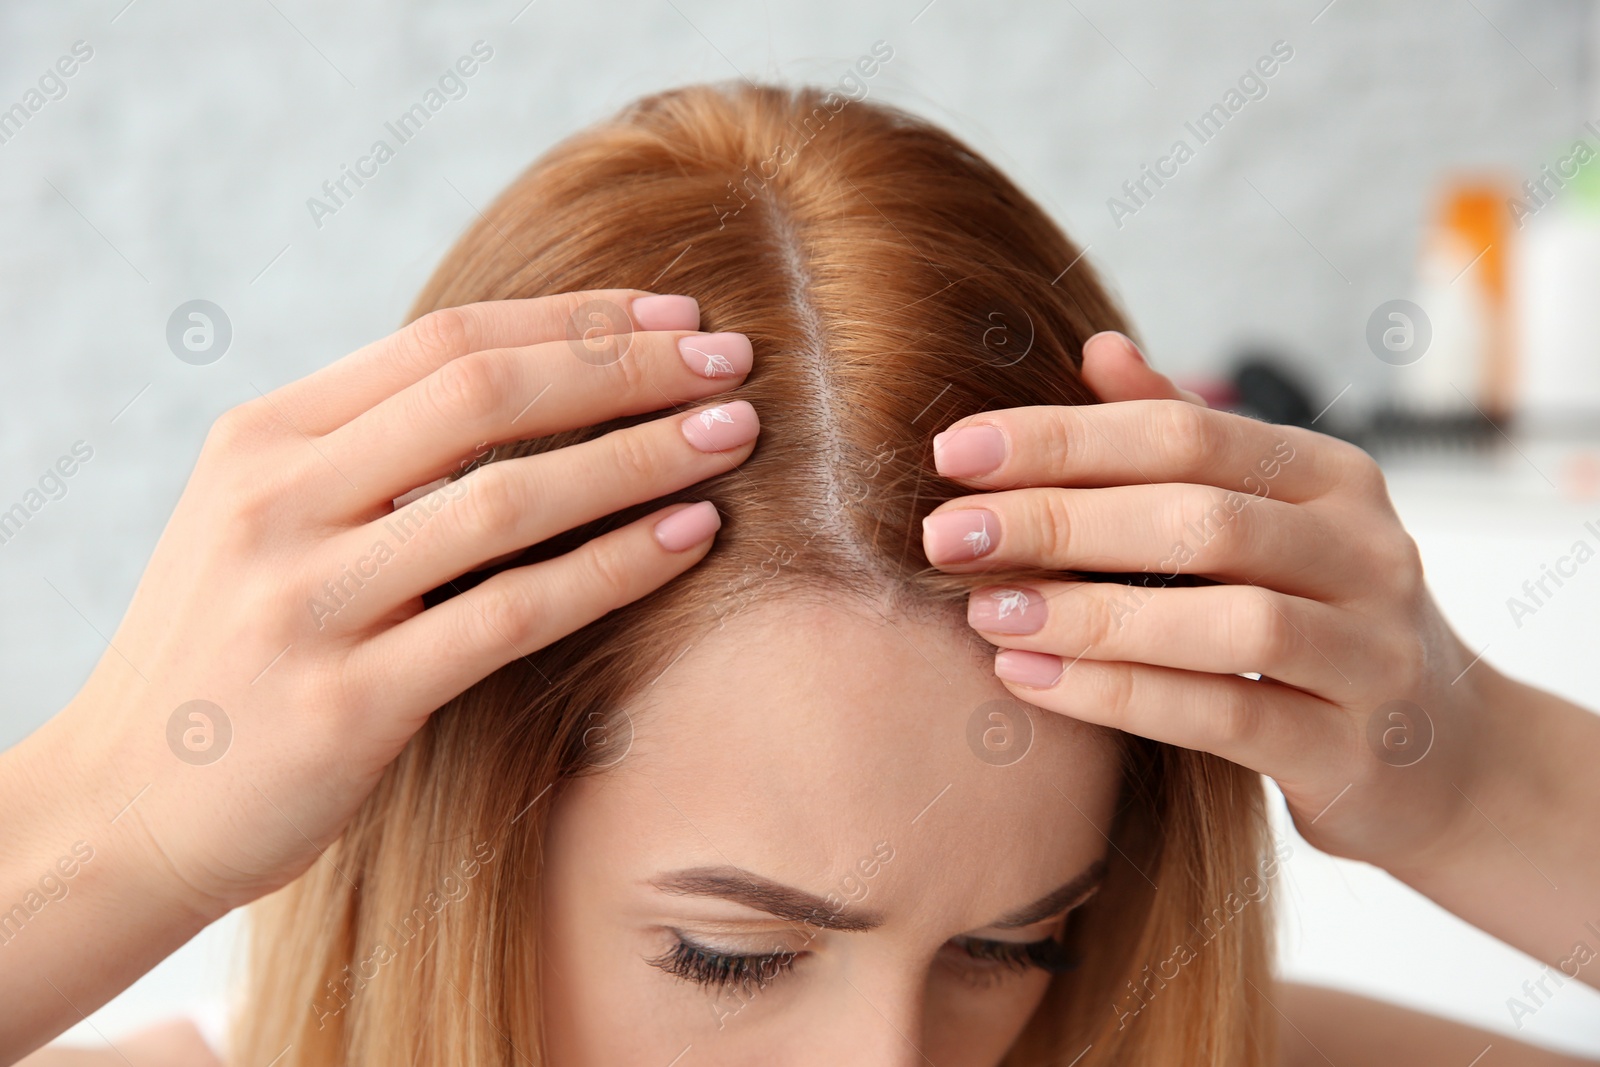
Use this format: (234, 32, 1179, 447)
(3, 0, 1600, 1057)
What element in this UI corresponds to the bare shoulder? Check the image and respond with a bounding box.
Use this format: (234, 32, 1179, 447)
(16, 1020, 223, 1067)
(1275, 981, 1599, 1067)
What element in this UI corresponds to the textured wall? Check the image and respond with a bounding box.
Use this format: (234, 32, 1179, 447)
(2, 0, 1597, 1054)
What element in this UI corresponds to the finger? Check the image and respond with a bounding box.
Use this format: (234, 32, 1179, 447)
(966, 579, 1360, 695)
(318, 325, 754, 513)
(350, 500, 722, 734)
(1079, 331, 1208, 406)
(311, 401, 758, 632)
(990, 652, 1342, 783)
(931, 399, 1369, 504)
(921, 483, 1352, 598)
(263, 289, 699, 435)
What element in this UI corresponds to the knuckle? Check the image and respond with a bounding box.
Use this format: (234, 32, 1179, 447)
(1034, 411, 1079, 473)
(1082, 587, 1126, 648)
(456, 466, 522, 540)
(474, 578, 540, 648)
(200, 417, 309, 533)
(408, 307, 473, 362)
(1392, 633, 1428, 692)
(311, 655, 368, 724)
(1088, 664, 1138, 722)
(1183, 487, 1250, 567)
(608, 340, 652, 394)
(605, 428, 664, 485)
(229, 461, 303, 526)
(205, 401, 267, 453)
(1153, 400, 1215, 471)
(1341, 447, 1389, 498)
(1227, 593, 1297, 667)
(1380, 533, 1426, 597)
(582, 535, 639, 602)
(1030, 491, 1075, 559)
(427, 351, 508, 421)
(1210, 693, 1263, 748)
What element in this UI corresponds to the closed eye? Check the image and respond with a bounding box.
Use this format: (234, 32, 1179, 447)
(646, 932, 802, 992)
(945, 932, 1079, 975)
(647, 927, 1080, 998)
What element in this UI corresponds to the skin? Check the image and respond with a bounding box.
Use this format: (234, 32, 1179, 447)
(8, 307, 1600, 1064)
(0, 290, 762, 1061)
(929, 332, 1600, 992)
(541, 597, 1123, 1066)
(24, 601, 1592, 1067)
(1274, 984, 1598, 1067)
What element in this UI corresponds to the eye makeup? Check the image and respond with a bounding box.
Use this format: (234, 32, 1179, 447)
(641, 859, 1103, 997)
(645, 925, 1080, 995)
(646, 930, 802, 991)
(941, 930, 1080, 976)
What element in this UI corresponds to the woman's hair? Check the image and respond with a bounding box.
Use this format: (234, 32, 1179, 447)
(236, 81, 1275, 1066)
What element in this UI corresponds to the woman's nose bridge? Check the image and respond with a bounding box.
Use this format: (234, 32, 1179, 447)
(801, 974, 929, 1067)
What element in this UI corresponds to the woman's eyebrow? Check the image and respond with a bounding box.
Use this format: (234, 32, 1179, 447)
(650, 867, 884, 932)
(649, 858, 1110, 934)
(989, 858, 1109, 930)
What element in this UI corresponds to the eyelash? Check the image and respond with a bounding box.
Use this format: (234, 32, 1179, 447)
(647, 935, 800, 991)
(648, 930, 1079, 992)
(945, 933, 1080, 976)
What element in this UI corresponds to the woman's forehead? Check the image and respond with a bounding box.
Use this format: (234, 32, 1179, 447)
(625, 596, 1117, 771)
(556, 597, 1122, 929)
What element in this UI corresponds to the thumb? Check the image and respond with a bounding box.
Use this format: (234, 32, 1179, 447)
(1080, 331, 1208, 406)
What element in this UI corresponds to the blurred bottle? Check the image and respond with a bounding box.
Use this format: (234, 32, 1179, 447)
(1510, 148, 1600, 435)
(1397, 181, 1512, 422)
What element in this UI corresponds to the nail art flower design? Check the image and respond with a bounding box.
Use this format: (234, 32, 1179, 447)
(685, 345, 736, 377)
(964, 514, 991, 556)
(991, 588, 1029, 618)
(698, 406, 735, 428)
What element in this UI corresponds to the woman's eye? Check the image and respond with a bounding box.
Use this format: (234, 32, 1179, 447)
(647, 934, 801, 991)
(945, 933, 1081, 977)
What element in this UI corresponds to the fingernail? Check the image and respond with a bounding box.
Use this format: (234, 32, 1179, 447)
(679, 332, 753, 379)
(994, 649, 1064, 688)
(681, 400, 759, 452)
(932, 425, 1006, 478)
(1087, 330, 1143, 364)
(654, 501, 721, 552)
(969, 585, 1047, 634)
(633, 294, 700, 332)
(922, 508, 998, 564)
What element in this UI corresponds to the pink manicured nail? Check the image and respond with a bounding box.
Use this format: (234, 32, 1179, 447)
(922, 508, 998, 564)
(994, 649, 1064, 688)
(681, 400, 759, 452)
(932, 424, 1006, 478)
(679, 332, 753, 379)
(632, 294, 700, 331)
(968, 586, 1047, 634)
(653, 501, 721, 551)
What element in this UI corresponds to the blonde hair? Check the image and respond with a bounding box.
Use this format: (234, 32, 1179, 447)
(236, 80, 1276, 1066)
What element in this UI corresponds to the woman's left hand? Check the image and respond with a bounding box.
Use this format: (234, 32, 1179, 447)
(922, 330, 1495, 876)
(927, 330, 1600, 991)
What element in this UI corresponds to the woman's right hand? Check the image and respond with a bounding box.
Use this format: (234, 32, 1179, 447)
(2, 289, 757, 1057)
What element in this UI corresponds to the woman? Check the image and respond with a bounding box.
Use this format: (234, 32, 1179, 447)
(239, 79, 1280, 1066)
(6, 82, 1598, 1065)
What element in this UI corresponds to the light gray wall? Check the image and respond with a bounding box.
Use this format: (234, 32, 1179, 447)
(0, 0, 1588, 748)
